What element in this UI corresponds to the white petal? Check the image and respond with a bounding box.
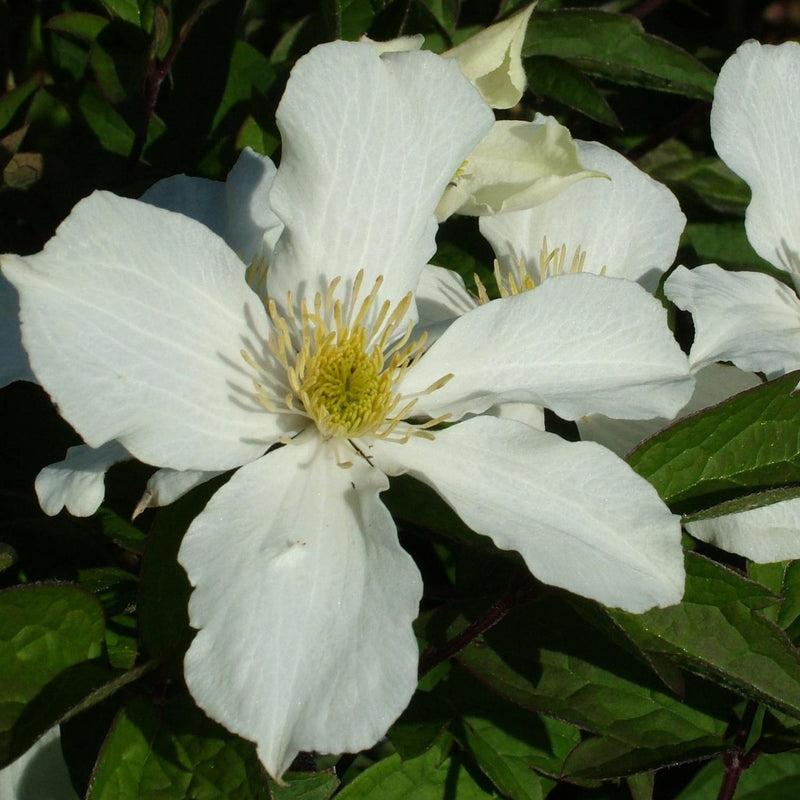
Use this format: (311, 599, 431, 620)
(360, 34, 424, 54)
(711, 40, 800, 275)
(443, 4, 535, 109)
(480, 136, 685, 292)
(140, 148, 282, 266)
(403, 273, 693, 422)
(487, 401, 545, 430)
(132, 467, 223, 519)
(0, 727, 79, 800)
(664, 264, 800, 378)
(2, 192, 285, 472)
(224, 148, 283, 264)
(687, 497, 800, 562)
(577, 364, 761, 457)
(437, 119, 597, 220)
(180, 433, 423, 781)
(266, 41, 493, 319)
(0, 272, 33, 386)
(368, 417, 685, 611)
(35, 441, 130, 517)
(415, 264, 477, 327)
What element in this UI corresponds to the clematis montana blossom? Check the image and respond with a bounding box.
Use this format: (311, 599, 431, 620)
(4, 41, 693, 780)
(663, 39, 800, 561)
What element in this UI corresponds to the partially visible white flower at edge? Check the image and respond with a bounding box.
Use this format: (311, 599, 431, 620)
(0, 727, 78, 800)
(3, 41, 695, 781)
(365, 3, 601, 219)
(662, 39, 800, 562)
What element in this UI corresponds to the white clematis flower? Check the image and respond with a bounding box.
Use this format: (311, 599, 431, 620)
(661, 40, 800, 561)
(664, 40, 800, 379)
(4, 41, 692, 780)
(0, 727, 78, 800)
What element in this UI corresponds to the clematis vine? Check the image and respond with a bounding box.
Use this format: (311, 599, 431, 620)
(663, 39, 800, 561)
(4, 41, 694, 781)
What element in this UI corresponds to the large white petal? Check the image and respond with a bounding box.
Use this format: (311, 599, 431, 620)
(480, 136, 685, 292)
(577, 364, 762, 458)
(711, 40, 800, 275)
(0, 727, 78, 800)
(141, 148, 282, 267)
(687, 497, 800, 562)
(368, 416, 684, 611)
(664, 264, 800, 378)
(2, 191, 286, 472)
(402, 273, 693, 422)
(266, 41, 493, 320)
(180, 433, 423, 781)
(35, 441, 130, 517)
(0, 273, 33, 386)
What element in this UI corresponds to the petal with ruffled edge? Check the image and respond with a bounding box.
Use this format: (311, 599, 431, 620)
(664, 264, 800, 378)
(0, 274, 32, 386)
(141, 148, 282, 267)
(0, 727, 78, 800)
(132, 467, 224, 519)
(480, 134, 685, 292)
(266, 41, 493, 321)
(367, 416, 684, 611)
(402, 273, 693, 422)
(442, 4, 534, 109)
(2, 192, 286, 472)
(687, 497, 800, 562)
(436, 119, 598, 221)
(577, 364, 762, 458)
(711, 40, 800, 277)
(35, 441, 130, 517)
(180, 432, 423, 781)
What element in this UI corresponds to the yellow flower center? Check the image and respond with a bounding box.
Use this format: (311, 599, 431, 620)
(475, 236, 602, 303)
(243, 270, 452, 446)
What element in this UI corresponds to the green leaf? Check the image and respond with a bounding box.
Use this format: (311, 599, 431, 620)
(95, 507, 147, 555)
(0, 583, 105, 765)
(445, 668, 575, 799)
(612, 553, 800, 723)
(77, 83, 135, 155)
(525, 55, 619, 127)
(627, 372, 800, 512)
(419, 0, 459, 35)
(685, 222, 778, 273)
(270, 771, 340, 799)
(0, 76, 42, 133)
(677, 751, 800, 799)
(336, 733, 499, 799)
(97, 0, 142, 26)
(87, 694, 269, 799)
(388, 690, 453, 760)
(46, 11, 110, 41)
(0, 543, 17, 573)
(523, 10, 716, 99)
(445, 595, 730, 778)
(647, 154, 751, 215)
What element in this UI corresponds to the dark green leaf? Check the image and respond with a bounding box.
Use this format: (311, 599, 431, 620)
(0, 583, 105, 765)
(97, 0, 142, 26)
(77, 83, 135, 155)
(685, 222, 778, 273)
(613, 553, 800, 722)
(446, 595, 730, 778)
(0, 76, 43, 133)
(445, 667, 575, 799)
(336, 733, 499, 799)
(95, 507, 147, 555)
(524, 10, 716, 99)
(46, 12, 110, 41)
(87, 694, 269, 799)
(388, 690, 453, 760)
(525, 55, 619, 127)
(0, 543, 17, 573)
(627, 372, 800, 512)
